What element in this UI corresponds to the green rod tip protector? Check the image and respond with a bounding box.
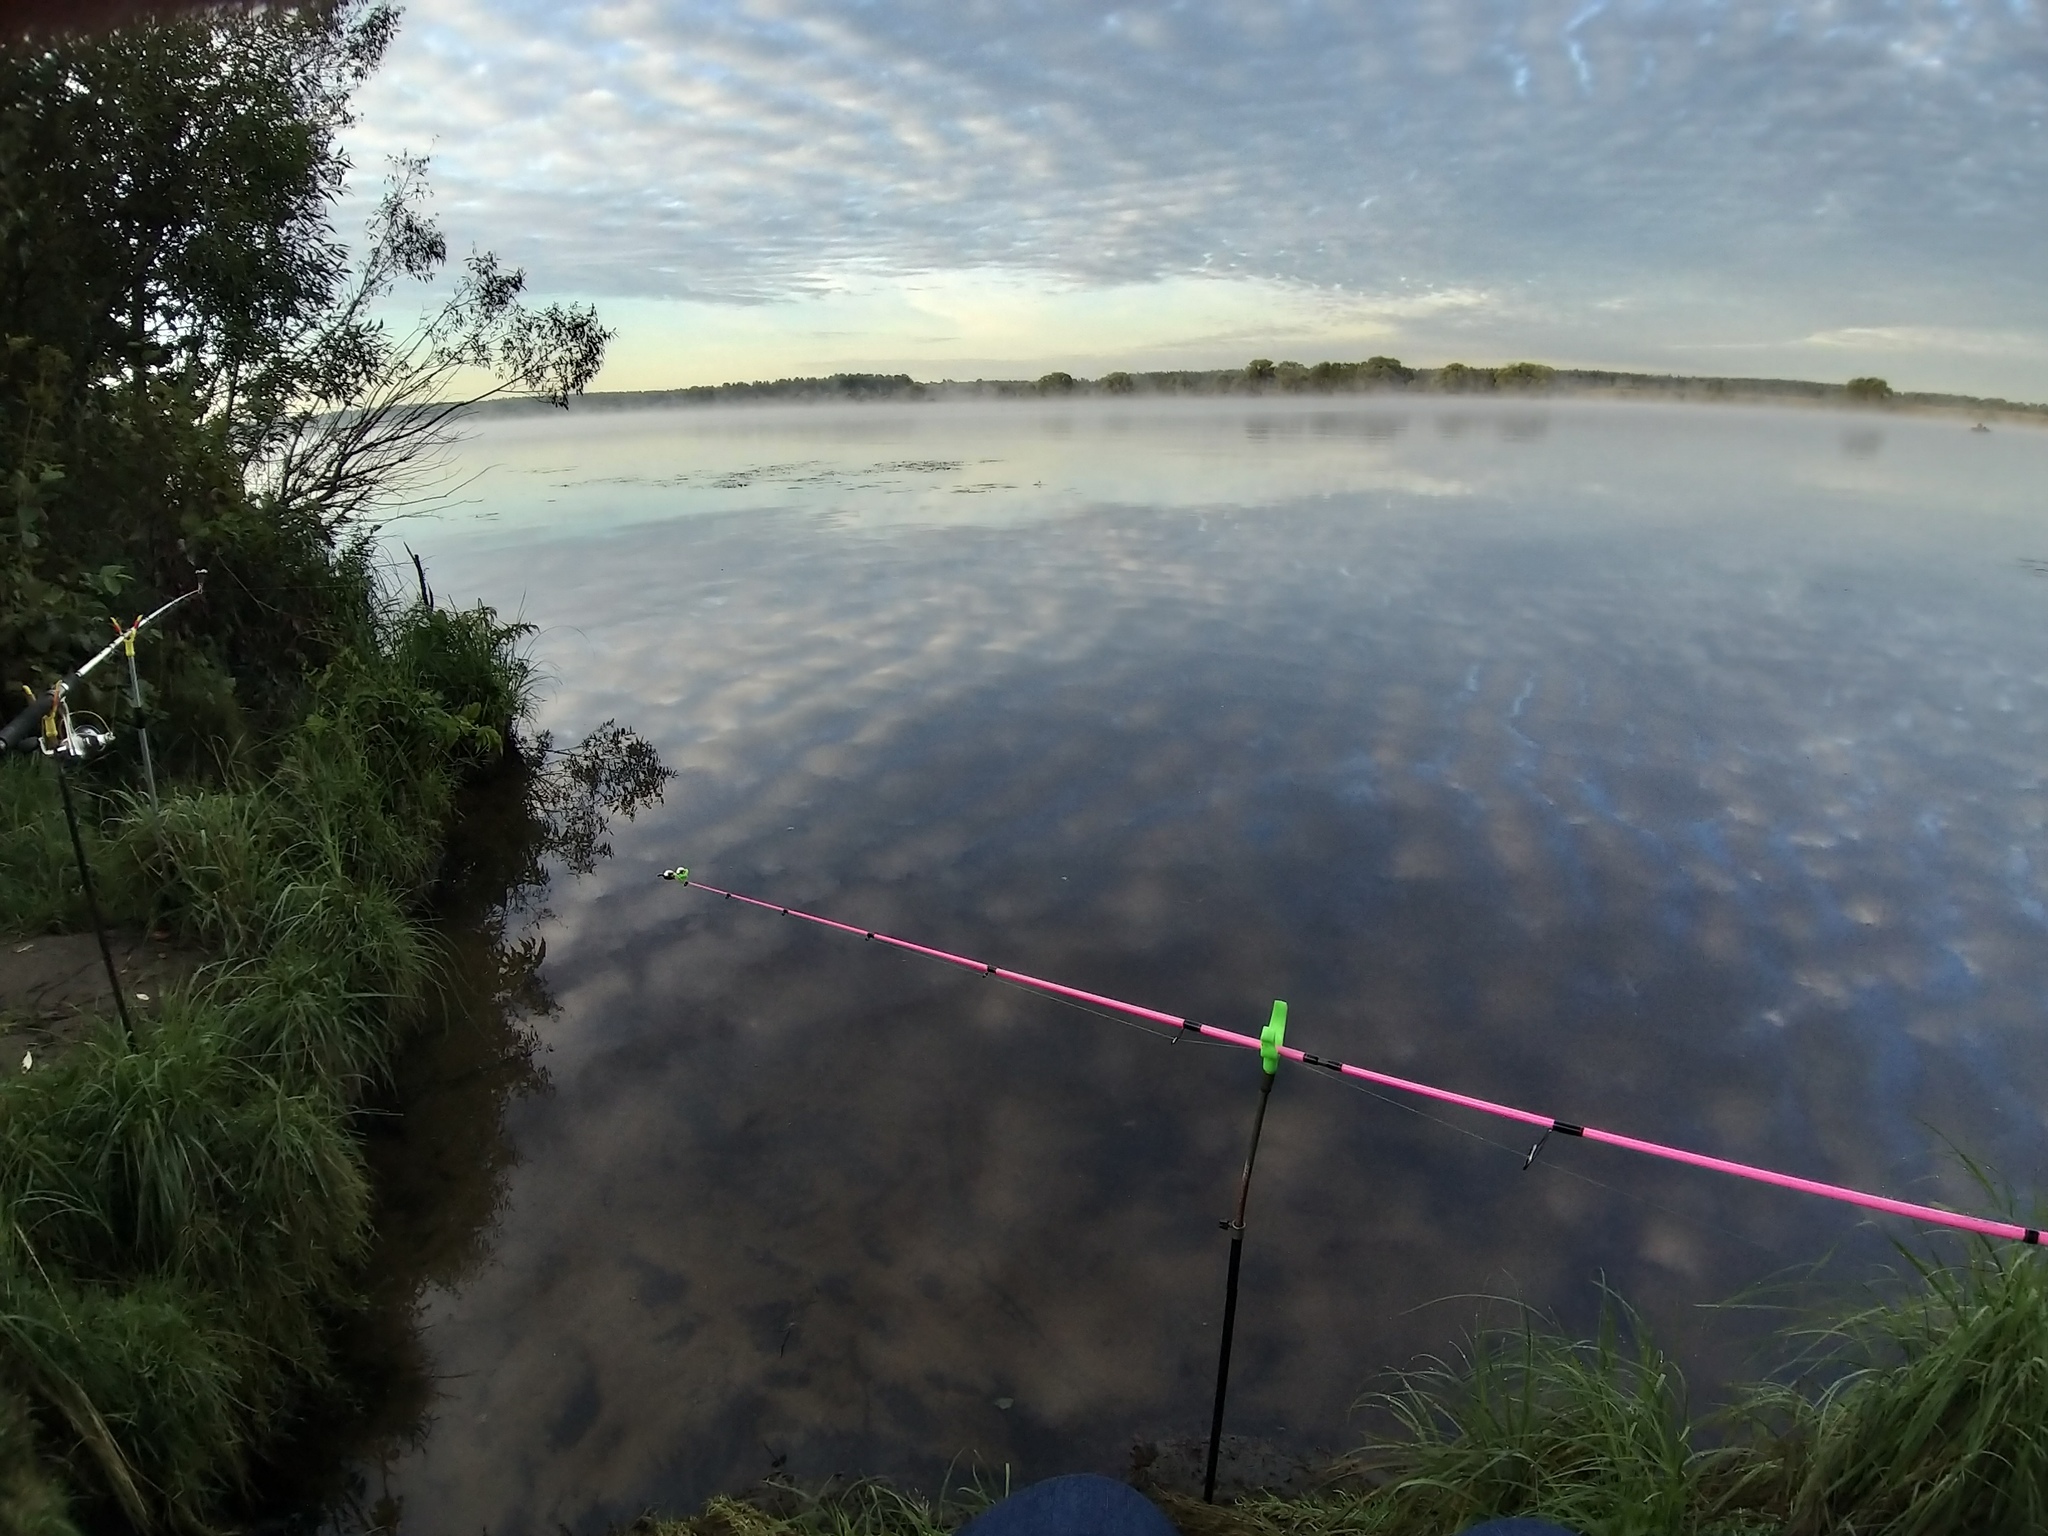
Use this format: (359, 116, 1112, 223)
(1261, 1000, 1287, 1074)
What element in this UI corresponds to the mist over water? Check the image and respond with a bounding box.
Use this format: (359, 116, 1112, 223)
(361, 399, 2048, 1535)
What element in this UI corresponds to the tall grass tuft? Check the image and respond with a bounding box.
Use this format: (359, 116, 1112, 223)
(1309, 1239, 2048, 1536)
(387, 600, 539, 768)
(1722, 1239, 2048, 1534)
(1354, 1290, 1706, 1536)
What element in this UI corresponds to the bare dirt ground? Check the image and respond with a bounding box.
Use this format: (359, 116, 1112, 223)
(0, 929, 213, 1070)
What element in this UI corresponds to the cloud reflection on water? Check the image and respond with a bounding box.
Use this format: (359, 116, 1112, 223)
(376, 402, 2048, 1535)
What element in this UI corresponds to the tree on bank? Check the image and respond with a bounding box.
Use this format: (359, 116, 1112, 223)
(0, 4, 615, 1528)
(0, 0, 608, 740)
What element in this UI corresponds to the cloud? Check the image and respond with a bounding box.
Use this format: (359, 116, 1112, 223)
(344, 2, 2048, 295)
(571, 272, 1518, 387)
(1796, 326, 2048, 359)
(337, 2, 2048, 394)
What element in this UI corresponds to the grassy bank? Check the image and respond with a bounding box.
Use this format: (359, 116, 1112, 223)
(632, 1234, 2048, 1536)
(0, 576, 546, 1532)
(1, 8, 625, 1521)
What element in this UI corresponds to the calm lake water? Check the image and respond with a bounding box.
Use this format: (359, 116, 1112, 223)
(348, 397, 2048, 1533)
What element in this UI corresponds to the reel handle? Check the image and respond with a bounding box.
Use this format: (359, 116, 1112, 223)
(0, 692, 51, 754)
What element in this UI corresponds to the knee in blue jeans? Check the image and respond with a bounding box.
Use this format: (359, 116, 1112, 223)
(957, 1474, 1178, 1536)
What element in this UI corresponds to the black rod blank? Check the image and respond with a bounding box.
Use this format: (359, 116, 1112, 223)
(53, 749, 134, 1046)
(1204, 1016, 1283, 1503)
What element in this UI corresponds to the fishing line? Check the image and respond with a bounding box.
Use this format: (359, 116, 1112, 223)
(830, 918, 1249, 1064)
(1317, 1067, 1786, 1259)
(1006, 972, 1591, 1182)
(992, 975, 1247, 1053)
(711, 872, 1793, 1282)
(995, 979, 1190, 1046)
(661, 868, 2044, 1249)
(994, 967, 1754, 1251)
(1272, 1041, 1788, 1256)
(1013, 976, 1787, 1260)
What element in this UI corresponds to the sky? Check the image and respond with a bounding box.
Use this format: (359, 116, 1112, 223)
(336, 0, 2048, 398)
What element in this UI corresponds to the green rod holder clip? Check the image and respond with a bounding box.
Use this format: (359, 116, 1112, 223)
(1260, 999, 1287, 1075)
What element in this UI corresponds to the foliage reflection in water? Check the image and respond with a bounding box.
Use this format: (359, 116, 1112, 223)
(264, 721, 673, 1533)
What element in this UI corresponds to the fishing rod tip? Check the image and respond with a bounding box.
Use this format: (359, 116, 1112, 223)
(660, 867, 690, 883)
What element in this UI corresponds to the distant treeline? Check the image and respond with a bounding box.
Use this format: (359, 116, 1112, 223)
(464, 359, 2046, 420)
(523, 372, 930, 411)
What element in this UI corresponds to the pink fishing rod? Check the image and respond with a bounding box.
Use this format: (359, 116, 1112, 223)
(661, 868, 2042, 1248)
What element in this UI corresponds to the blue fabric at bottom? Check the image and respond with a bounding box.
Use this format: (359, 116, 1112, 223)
(956, 1475, 1178, 1536)
(1458, 1520, 1585, 1536)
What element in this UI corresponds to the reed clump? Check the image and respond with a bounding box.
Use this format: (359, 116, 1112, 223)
(1183, 1238, 2048, 1536)
(0, 587, 538, 1532)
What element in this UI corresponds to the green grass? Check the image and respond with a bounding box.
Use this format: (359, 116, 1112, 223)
(0, 758, 132, 936)
(637, 1475, 998, 1536)
(0, 585, 544, 1532)
(1143, 1241, 2035, 1536)
(1249, 1240, 2048, 1536)
(1720, 1238, 2048, 1534)
(0, 1394, 77, 1536)
(1347, 1288, 1706, 1536)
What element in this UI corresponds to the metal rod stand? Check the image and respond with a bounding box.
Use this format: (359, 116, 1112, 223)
(121, 642, 158, 812)
(52, 748, 135, 1046)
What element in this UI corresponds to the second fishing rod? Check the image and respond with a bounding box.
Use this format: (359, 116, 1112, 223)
(2, 573, 209, 1044)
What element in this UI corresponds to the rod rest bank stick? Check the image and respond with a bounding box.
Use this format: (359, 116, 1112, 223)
(1203, 1000, 1286, 1503)
(659, 869, 2043, 1248)
(0, 573, 207, 757)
